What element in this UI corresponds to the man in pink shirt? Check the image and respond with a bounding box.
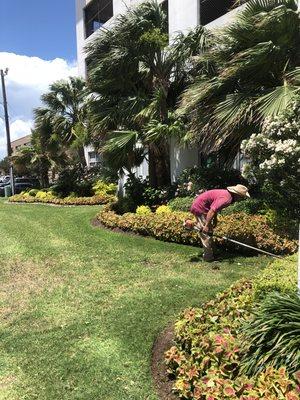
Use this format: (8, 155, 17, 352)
(187, 185, 250, 261)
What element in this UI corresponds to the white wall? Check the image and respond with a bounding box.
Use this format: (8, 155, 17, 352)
(169, 0, 199, 39)
(76, 0, 88, 77)
(168, 0, 200, 182)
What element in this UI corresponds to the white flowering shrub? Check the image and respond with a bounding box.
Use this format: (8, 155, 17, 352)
(241, 103, 300, 219)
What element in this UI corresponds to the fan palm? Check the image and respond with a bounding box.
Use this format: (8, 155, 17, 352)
(86, 1, 210, 187)
(180, 0, 300, 164)
(35, 76, 90, 166)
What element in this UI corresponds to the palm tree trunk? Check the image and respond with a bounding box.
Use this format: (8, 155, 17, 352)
(78, 146, 87, 167)
(148, 142, 170, 188)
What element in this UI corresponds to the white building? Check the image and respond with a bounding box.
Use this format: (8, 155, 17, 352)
(76, 0, 244, 180)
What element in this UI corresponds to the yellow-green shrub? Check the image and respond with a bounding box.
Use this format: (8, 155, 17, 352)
(9, 193, 115, 206)
(92, 180, 117, 196)
(97, 210, 297, 255)
(155, 205, 172, 214)
(254, 255, 297, 298)
(136, 205, 152, 215)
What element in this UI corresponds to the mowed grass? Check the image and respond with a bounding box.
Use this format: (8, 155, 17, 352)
(0, 201, 268, 400)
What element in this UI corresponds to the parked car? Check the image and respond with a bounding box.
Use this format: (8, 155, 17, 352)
(0, 175, 10, 183)
(0, 177, 40, 197)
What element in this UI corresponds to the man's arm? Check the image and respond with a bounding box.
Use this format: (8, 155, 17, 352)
(202, 209, 217, 234)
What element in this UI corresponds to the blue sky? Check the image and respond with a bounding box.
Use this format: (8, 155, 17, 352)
(0, 0, 77, 61)
(0, 0, 78, 158)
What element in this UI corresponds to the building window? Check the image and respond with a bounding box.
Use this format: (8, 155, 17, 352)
(84, 0, 113, 38)
(199, 0, 236, 25)
(88, 151, 100, 162)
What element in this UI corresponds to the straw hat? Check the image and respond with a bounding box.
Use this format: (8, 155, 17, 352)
(227, 184, 250, 198)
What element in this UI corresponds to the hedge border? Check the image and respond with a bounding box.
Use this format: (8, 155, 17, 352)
(8, 194, 116, 206)
(97, 209, 297, 255)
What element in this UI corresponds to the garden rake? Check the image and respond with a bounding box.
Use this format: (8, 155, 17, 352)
(184, 221, 283, 259)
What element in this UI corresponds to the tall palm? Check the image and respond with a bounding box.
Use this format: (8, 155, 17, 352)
(86, 1, 209, 187)
(35, 76, 90, 166)
(180, 0, 300, 164)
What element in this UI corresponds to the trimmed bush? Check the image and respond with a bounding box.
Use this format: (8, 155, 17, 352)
(168, 197, 194, 212)
(155, 205, 172, 214)
(254, 255, 297, 298)
(176, 166, 249, 197)
(92, 180, 117, 196)
(97, 210, 297, 255)
(28, 188, 39, 197)
(136, 205, 152, 215)
(221, 198, 266, 216)
(9, 193, 116, 206)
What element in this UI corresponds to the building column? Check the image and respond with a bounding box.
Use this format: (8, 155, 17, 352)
(168, 0, 199, 39)
(76, 0, 87, 77)
(169, 0, 200, 182)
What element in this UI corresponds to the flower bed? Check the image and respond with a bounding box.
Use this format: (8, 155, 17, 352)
(97, 209, 297, 255)
(165, 260, 300, 399)
(9, 193, 116, 206)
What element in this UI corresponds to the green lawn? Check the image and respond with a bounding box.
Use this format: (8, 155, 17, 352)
(0, 201, 268, 400)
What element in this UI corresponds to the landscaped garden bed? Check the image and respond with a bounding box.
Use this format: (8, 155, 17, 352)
(9, 192, 116, 206)
(97, 206, 297, 255)
(8, 181, 117, 206)
(164, 255, 300, 400)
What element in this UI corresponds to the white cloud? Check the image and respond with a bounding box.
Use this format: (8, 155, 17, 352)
(0, 52, 78, 159)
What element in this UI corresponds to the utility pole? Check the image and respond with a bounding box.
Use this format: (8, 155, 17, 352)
(0, 68, 15, 195)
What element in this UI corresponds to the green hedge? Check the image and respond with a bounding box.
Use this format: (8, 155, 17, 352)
(9, 193, 116, 206)
(254, 255, 297, 298)
(98, 209, 297, 255)
(168, 197, 194, 212)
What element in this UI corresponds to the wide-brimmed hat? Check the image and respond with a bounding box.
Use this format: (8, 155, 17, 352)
(227, 184, 250, 198)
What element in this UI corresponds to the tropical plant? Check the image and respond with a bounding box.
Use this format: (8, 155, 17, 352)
(11, 115, 65, 187)
(180, 0, 300, 164)
(241, 291, 300, 376)
(86, 1, 210, 187)
(35, 76, 89, 166)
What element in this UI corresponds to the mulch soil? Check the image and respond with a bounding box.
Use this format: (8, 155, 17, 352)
(151, 323, 178, 400)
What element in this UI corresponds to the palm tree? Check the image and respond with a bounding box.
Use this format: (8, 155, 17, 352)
(35, 76, 90, 166)
(180, 0, 300, 164)
(85, 1, 210, 187)
(11, 116, 66, 187)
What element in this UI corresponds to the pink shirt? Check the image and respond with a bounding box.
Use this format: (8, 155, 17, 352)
(191, 189, 233, 215)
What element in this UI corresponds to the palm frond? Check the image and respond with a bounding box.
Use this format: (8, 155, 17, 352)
(255, 84, 300, 118)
